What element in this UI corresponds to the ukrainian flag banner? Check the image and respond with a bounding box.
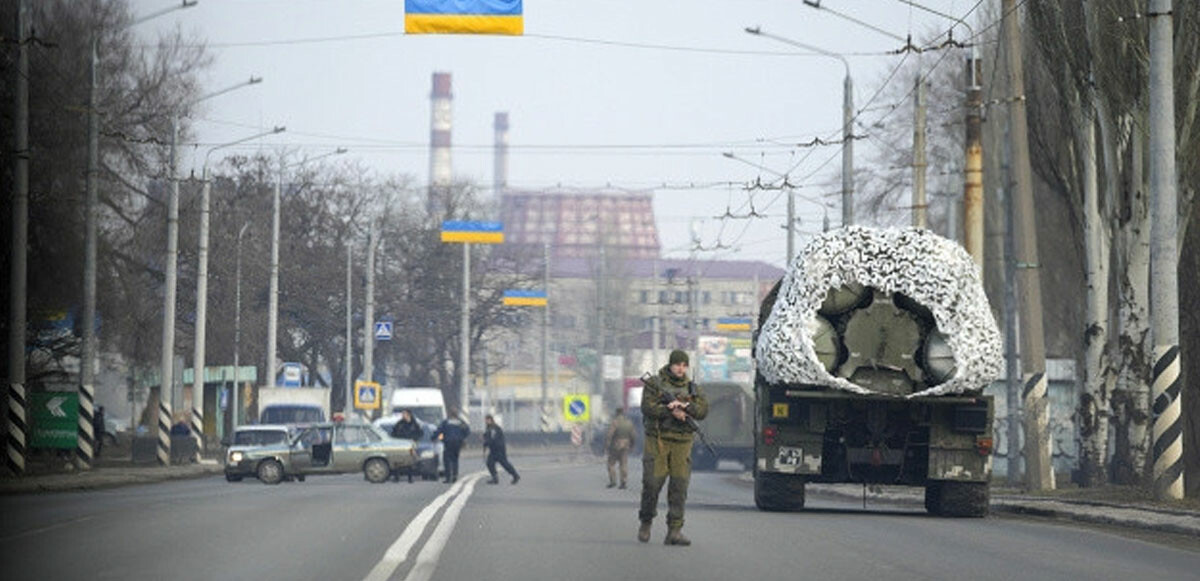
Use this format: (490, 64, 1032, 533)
(406, 0, 523, 35)
(716, 317, 752, 332)
(503, 289, 548, 307)
(441, 220, 505, 244)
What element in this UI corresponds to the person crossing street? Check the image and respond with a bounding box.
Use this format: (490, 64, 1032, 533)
(434, 406, 470, 483)
(483, 414, 520, 485)
(605, 408, 636, 489)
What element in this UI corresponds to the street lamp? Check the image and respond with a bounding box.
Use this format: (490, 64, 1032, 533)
(266, 148, 347, 388)
(80, 0, 198, 469)
(745, 26, 855, 229)
(232, 221, 251, 437)
(190, 126, 285, 460)
(157, 75, 262, 466)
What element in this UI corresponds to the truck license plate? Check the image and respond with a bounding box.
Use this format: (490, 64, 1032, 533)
(776, 446, 803, 466)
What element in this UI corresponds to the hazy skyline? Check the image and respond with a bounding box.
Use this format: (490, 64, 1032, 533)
(131, 0, 981, 267)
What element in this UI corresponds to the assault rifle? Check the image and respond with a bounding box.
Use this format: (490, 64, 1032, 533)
(641, 372, 717, 458)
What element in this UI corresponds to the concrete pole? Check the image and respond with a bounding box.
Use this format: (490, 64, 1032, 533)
(963, 48, 985, 265)
(267, 171, 281, 388)
(913, 77, 928, 229)
(786, 187, 795, 264)
(190, 173, 211, 461)
(345, 243, 353, 416)
(842, 72, 855, 227)
(364, 225, 376, 384)
(1147, 0, 1183, 500)
(158, 117, 181, 466)
(78, 32, 99, 470)
(7, 0, 30, 476)
(541, 241, 549, 413)
(1000, 0, 1052, 491)
(1003, 186, 1021, 485)
(460, 242, 471, 414)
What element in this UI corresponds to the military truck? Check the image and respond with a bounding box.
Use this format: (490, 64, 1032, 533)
(752, 227, 1002, 517)
(690, 382, 753, 471)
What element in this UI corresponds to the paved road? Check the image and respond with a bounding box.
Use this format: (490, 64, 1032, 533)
(2, 453, 1197, 581)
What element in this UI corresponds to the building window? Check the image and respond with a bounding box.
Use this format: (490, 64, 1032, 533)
(658, 290, 668, 304)
(702, 291, 711, 305)
(639, 290, 649, 304)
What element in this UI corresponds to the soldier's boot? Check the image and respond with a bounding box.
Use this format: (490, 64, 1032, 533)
(619, 482, 627, 489)
(664, 528, 691, 546)
(607, 482, 616, 488)
(637, 521, 652, 543)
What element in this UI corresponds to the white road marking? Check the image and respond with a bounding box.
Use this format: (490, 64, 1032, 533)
(403, 473, 484, 581)
(363, 471, 484, 581)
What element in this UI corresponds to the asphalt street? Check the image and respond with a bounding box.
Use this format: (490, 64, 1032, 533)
(2, 453, 1198, 581)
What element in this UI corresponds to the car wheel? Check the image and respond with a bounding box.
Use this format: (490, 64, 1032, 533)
(295, 474, 306, 482)
(224, 474, 243, 483)
(364, 458, 391, 483)
(257, 459, 284, 485)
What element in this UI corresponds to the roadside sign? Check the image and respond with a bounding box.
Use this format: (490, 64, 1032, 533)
(563, 394, 590, 423)
(354, 380, 381, 410)
(281, 362, 302, 387)
(603, 355, 624, 381)
(374, 321, 393, 341)
(30, 392, 78, 449)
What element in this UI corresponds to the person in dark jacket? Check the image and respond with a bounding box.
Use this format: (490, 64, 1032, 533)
(391, 409, 425, 482)
(93, 406, 106, 458)
(483, 414, 520, 485)
(434, 406, 470, 483)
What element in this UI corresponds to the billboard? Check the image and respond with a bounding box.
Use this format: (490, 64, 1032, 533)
(697, 335, 753, 384)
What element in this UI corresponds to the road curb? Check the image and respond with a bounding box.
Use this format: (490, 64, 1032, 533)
(0, 463, 224, 495)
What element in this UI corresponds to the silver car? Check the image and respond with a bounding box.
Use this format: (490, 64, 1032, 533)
(224, 424, 295, 482)
(226, 422, 416, 485)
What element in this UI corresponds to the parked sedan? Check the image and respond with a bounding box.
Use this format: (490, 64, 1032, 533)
(228, 422, 416, 485)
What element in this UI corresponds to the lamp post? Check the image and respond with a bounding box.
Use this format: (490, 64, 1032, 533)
(267, 148, 347, 389)
(745, 26, 855, 228)
(158, 75, 261, 466)
(231, 222, 251, 439)
(79, 0, 197, 470)
(191, 126, 284, 460)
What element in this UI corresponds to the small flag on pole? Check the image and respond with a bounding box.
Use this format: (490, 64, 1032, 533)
(405, 0, 524, 35)
(441, 220, 504, 244)
(503, 289, 547, 307)
(716, 317, 752, 332)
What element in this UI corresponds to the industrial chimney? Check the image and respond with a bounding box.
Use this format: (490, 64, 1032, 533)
(493, 111, 509, 197)
(428, 72, 453, 215)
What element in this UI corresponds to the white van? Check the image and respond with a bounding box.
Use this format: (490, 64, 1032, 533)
(389, 387, 447, 426)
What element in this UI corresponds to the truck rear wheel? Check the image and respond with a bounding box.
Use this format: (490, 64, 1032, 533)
(925, 481, 989, 517)
(754, 472, 806, 511)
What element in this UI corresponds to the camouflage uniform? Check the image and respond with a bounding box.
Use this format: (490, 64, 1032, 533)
(606, 413, 636, 488)
(639, 362, 708, 536)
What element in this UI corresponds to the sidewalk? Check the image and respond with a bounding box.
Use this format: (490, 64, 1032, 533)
(0, 458, 223, 495)
(802, 482, 1200, 538)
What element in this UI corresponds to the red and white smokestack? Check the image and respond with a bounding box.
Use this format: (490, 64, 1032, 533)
(429, 72, 453, 190)
(493, 111, 509, 196)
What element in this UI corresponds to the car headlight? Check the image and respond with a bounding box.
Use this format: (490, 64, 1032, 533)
(419, 450, 436, 459)
(229, 451, 244, 464)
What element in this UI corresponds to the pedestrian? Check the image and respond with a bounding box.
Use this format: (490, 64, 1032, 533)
(483, 414, 520, 485)
(391, 409, 424, 483)
(93, 405, 106, 459)
(605, 408, 636, 489)
(434, 406, 470, 483)
(637, 349, 708, 546)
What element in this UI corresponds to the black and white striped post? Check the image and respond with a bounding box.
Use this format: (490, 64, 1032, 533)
(76, 383, 95, 468)
(6, 385, 26, 475)
(190, 398, 204, 463)
(7, 0, 31, 476)
(157, 400, 172, 466)
(1148, 0, 1183, 500)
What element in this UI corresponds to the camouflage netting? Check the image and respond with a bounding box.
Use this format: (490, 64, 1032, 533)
(755, 226, 1003, 397)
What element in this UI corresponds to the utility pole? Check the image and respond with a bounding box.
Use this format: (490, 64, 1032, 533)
(1147, 0, 1183, 500)
(1001, 0, 1052, 491)
(364, 224, 376, 385)
(460, 242, 471, 414)
(913, 76, 928, 229)
(344, 243, 353, 416)
(78, 28, 100, 471)
(541, 241, 550, 413)
(1003, 186, 1021, 486)
(7, 0, 30, 476)
(842, 70, 854, 227)
(158, 117, 181, 466)
(786, 187, 795, 264)
(963, 45, 985, 265)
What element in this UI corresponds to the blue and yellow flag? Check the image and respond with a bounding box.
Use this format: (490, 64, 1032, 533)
(405, 0, 524, 35)
(716, 317, 752, 332)
(441, 220, 505, 244)
(503, 290, 547, 307)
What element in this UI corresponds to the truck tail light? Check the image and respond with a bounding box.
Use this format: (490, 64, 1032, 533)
(975, 436, 994, 456)
(763, 426, 777, 446)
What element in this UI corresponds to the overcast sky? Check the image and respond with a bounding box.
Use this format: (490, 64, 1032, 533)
(130, 0, 983, 268)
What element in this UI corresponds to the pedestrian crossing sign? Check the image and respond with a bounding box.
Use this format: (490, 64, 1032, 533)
(563, 394, 590, 422)
(354, 380, 381, 410)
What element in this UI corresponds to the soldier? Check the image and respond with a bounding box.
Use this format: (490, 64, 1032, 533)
(638, 350, 708, 546)
(605, 408, 636, 489)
